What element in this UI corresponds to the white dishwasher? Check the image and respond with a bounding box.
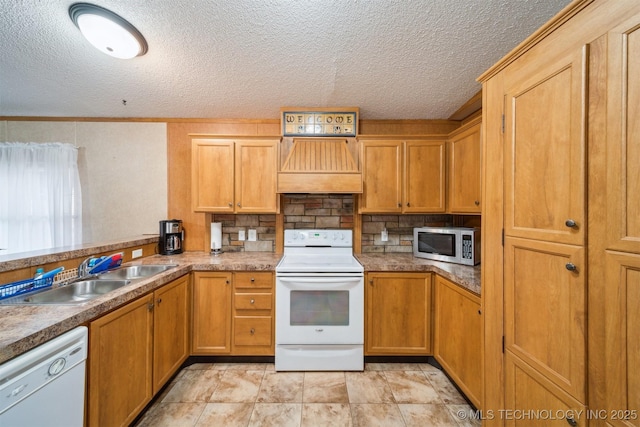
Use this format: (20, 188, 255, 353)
(0, 326, 88, 427)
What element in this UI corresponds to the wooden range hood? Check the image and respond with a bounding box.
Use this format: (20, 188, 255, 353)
(277, 139, 362, 193)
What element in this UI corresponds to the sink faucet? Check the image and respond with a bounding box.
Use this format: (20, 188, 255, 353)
(77, 256, 95, 279)
(77, 252, 124, 279)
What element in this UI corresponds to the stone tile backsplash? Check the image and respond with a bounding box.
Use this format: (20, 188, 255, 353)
(212, 194, 476, 253)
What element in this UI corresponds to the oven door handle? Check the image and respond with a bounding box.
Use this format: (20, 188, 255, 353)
(277, 277, 362, 287)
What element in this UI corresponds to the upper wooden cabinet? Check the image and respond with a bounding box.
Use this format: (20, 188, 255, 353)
(359, 139, 446, 213)
(191, 137, 280, 213)
(447, 117, 481, 214)
(503, 47, 586, 246)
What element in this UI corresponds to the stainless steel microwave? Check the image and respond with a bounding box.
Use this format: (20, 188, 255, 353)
(413, 227, 480, 266)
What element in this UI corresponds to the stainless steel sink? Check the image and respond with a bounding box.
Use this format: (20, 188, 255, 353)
(97, 264, 177, 280)
(1, 280, 131, 305)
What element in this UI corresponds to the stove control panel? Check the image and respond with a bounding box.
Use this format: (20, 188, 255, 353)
(284, 229, 353, 247)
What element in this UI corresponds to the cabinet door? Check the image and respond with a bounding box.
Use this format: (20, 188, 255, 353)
(504, 237, 586, 402)
(192, 272, 233, 354)
(605, 252, 640, 427)
(89, 294, 154, 427)
(191, 139, 235, 212)
(235, 139, 279, 213)
(366, 272, 432, 355)
(503, 48, 586, 245)
(448, 122, 481, 213)
(404, 140, 446, 213)
(360, 140, 403, 213)
(153, 275, 190, 393)
(434, 275, 482, 409)
(505, 352, 587, 427)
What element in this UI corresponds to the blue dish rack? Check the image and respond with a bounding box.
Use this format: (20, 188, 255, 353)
(0, 276, 55, 300)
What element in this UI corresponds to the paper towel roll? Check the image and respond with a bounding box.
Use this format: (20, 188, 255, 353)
(211, 222, 222, 250)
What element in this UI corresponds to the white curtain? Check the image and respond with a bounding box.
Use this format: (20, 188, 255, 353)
(0, 142, 82, 255)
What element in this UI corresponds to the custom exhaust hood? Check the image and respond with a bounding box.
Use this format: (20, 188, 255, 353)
(276, 139, 363, 194)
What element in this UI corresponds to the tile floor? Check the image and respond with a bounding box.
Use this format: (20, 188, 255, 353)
(134, 362, 482, 427)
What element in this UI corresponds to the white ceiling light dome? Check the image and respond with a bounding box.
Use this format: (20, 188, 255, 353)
(69, 3, 148, 59)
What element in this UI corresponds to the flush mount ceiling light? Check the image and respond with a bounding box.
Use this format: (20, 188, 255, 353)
(69, 3, 148, 59)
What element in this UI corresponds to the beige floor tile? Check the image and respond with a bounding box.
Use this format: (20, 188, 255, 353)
(301, 403, 352, 427)
(398, 403, 459, 426)
(257, 371, 304, 403)
(248, 403, 302, 427)
(303, 372, 349, 403)
(419, 362, 442, 373)
(425, 370, 468, 404)
(224, 363, 270, 371)
(351, 403, 405, 427)
(195, 403, 254, 427)
(163, 369, 225, 403)
(345, 371, 396, 404)
(209, 370, 265, 403)
(136, 402, 206, 427)
(446, 404, 483, 427)
(384, 370, 441, 404)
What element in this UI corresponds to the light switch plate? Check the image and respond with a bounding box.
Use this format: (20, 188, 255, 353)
(238, 230, 246, 241)
(132, 248, 143, 259)
(248, 229, 257, 241)
(381, 229, 388, 242)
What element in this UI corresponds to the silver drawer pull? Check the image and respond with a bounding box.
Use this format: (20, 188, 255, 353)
(250, 328, 255, 335)
(250, 299, 255, 304)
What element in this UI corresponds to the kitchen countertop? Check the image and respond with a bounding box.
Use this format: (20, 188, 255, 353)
(355, 254, 481, 295)
(0, 251, 480, 365)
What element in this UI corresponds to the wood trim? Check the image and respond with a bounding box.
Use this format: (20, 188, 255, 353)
(448, 90, 482, 121)
(1, 116, 281, 123)
(477, 0, 594, 82)
(481, 74, 505, 426)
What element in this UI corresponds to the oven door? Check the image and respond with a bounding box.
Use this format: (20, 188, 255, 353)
(275, 275, 364, 345)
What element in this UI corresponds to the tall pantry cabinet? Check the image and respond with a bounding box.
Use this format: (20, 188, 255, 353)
(479, 0, 640, 425)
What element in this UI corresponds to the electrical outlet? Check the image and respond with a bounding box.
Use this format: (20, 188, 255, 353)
(238, 230, 246, 241)
(132, 248, 143, 258)
(381, 229, 388, 242)
(248, 229, 257, 241)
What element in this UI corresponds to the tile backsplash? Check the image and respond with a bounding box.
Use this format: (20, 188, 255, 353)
(212, 195, 477, 253)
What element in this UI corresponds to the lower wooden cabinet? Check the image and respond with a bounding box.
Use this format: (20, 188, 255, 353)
(232, 272, 274, 354)
(192, 272, 233, 354)
(434, 275, 482, 408)
(365, 272, 432, 355)
(192, 271, 274, 355)
(88, 275, 189, 427)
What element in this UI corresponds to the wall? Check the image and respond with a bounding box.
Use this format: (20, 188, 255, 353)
(0, 120, 167, 245)
(208, 194, 473, 254)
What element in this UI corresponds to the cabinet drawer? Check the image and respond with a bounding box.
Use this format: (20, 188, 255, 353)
(234, 272, 273, 289)
(234, 317, 272, 346)
(235, 293, 272, 310)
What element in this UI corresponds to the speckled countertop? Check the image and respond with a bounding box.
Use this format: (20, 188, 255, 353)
(355, 254, 481, 295)
(0, 250, 480, 365)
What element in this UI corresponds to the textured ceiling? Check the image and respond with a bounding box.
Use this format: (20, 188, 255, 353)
(0, 0, 570, 120)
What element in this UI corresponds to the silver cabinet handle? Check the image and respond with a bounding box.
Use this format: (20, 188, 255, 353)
(565, 219, 577, 228)
(565, 263, 578, 272)
(250, 299, 255, 304)
(250, 328, 255, 335)
(228, 202, 233, 207)
(475, 200, 480, 206)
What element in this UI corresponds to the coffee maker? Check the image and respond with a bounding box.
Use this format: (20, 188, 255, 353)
(159, 220, 184, 255)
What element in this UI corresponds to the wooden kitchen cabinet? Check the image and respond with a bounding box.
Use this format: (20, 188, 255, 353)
(232, 272, 274, 355)
(88, 275, 189, 427)
(191, 137, 280, 213)
(434, 275, 482, 409)
(359, 139, 446, 213)
(365, 272, 432, 355)
(192, 271, 274, 355)
(192, 271, 233, 354)
(152, 274, 190, 393)
(447, 117, 481, 214)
